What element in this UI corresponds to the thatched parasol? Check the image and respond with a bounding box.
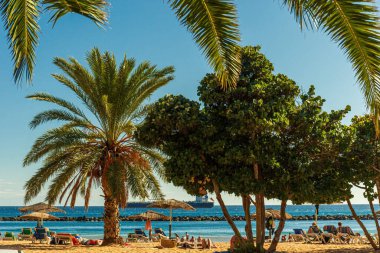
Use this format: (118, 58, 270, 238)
(20, 211, 59, 226)
(147, 199, 195, 238)
(19, 202, 65, 213)
(127, 210, 170, 221)
(251, 208, 292, 220)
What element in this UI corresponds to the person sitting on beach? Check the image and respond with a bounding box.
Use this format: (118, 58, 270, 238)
(308, 222, 323, 234)
(308, 222, 328, 243)
(337, 222, 355, 243)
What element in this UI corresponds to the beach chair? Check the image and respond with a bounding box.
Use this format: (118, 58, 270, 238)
(323, 225, 339, 243)
(18, 228, 33, 240)
(154, 228, 167, 237)
(127, 229, 149, 242)
(153, 228, 167, 239)
(288, 229, 310, 243)
(55, 233, 80, 245)
(337, 226, 359, 244)
(32, 227, 50, 244)
(3, 232, 17, 240)
(307, 226, 325, 243)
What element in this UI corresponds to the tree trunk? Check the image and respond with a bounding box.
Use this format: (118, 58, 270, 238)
(376, 177, 380, 205)
(267, 199, 287, 252)
(242, 194, 254, 243)
(254, 163, 265, 253)
(346, 197, 378, 250)
(102, 195, 121, 245)
(369, 198, 380, 248)
(212, 179, 242, 238)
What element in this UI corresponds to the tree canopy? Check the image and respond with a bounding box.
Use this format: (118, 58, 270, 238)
(137, 46, 351, 252)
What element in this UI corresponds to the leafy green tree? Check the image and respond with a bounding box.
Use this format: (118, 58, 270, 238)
(137, 46, 300, 252)
(23, 48, 173, 245)
(265, 87, 350, 252)
(340, 115, 380, 250)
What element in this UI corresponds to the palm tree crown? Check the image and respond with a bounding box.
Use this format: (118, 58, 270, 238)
(23, 48, 174, 209)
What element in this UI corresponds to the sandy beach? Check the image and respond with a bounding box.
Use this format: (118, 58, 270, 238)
(0, 241, 375, 253)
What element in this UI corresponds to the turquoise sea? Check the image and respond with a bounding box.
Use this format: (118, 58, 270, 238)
(0, 204, 378, 242)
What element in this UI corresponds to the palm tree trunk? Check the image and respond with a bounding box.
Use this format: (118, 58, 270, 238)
(102, 195, 121, 245)
(267, 199, 287, 252)
(346, 197, 378, 250)
(212, 179, 242, 238)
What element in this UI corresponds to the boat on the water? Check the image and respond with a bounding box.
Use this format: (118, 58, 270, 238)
(126, 196, 214, 208)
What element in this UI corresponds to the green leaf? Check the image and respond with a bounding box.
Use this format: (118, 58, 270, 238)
(169, 0, 241, 89)
(1, 0, 39, 82)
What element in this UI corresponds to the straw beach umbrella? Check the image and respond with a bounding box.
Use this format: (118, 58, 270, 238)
(127, 210, 170, 221)
(19, 202, 65, 213)
(147, 199, 195, 238)
(20, 212, 59, 226)
(128, 210, 170, 239)
(19, 202, 64, 227)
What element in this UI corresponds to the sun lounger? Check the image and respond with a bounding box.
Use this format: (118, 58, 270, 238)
(154, 228, 167, 237)
(152, 228, 167, 240)
(32, 227, 50, 244)
(337, 226, 359, 244)
(3, 232, 17, 240)
(18, 228, 33, 240)
(288, 229, 310, 243)
(307, 226, 326, 243)
(323, 225, 339, 243)
(55, 233, 79, 245)
(127, 229, 149, 242)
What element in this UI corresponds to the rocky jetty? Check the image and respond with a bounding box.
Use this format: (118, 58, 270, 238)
(0, 214, 376, 222)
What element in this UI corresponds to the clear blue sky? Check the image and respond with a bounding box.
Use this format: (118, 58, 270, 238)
(0, 0, 374, 206)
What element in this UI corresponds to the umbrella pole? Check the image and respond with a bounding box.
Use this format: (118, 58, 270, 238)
(169, 207, 172, 238)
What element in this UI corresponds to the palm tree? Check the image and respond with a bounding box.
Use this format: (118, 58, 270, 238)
(23, 48, 174, 245)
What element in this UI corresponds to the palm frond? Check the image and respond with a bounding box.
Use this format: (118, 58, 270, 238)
(42, 0, 108, 26)
(1, 0, 39, 82)
(28, 109, 89, 129)
(282, 0, 380, 116)
(27, 93, 88, 120)
(169, 0, 241, 89)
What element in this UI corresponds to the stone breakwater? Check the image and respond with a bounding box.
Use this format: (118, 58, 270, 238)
(0, 214, 376, 222)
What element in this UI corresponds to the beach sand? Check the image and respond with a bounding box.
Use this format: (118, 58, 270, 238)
(0, 241, 375, 253)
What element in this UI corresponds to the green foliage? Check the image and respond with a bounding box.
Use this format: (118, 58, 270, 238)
(267, 86, 351, 204)
(342, 115, 380, 200)
(1, 0, 107, 83)
(24, 48, 173, 208)
(169, 0, 241, 89)
(137, 45, 351, 207)
(137, 47, 298, 198)
(282, 0, 380, 116)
